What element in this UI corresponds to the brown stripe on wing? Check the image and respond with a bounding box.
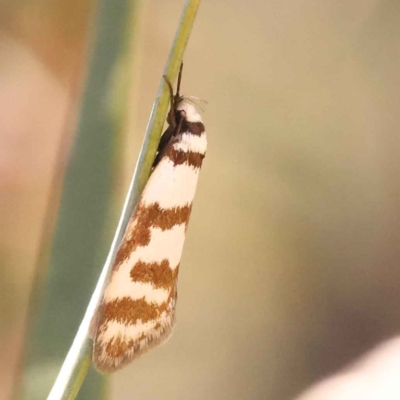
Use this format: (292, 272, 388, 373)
(93, 287, 177, 371)
(102, 324, 170, 362)
(114, 223, 151, 269)
(98, 259, 179, 327)
(114, 203, 192, 267)
(130, 260, 179, 289)
(98, 296, 170, 326)
(138, 203, 192, 231)
(180, 120, 205, 136)
(97, 282, 177, 331)
(164, 146, 205, 168)
(98, 315, 173, 371)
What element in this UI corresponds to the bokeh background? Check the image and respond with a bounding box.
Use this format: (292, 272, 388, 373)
(2, 0, 400, 399)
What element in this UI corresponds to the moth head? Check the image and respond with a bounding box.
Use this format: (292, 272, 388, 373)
(175, 97, 203, 123)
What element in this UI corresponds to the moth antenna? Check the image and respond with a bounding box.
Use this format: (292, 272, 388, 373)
(163, 75, 176, 127)
(175, 62, 184, 103)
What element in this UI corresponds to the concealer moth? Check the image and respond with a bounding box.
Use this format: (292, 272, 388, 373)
(91, 65, 207, 373)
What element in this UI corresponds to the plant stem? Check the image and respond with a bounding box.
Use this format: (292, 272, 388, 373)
(46, 1, 201, 399)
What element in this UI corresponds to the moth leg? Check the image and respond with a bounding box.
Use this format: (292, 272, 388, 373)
(163, 75, 176, 128)
(152, 125, 175, 168)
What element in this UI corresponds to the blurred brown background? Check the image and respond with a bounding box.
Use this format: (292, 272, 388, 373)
(2, 0, 400, 399)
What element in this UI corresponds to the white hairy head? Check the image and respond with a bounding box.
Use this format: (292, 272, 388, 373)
(176, 99, 203, 123)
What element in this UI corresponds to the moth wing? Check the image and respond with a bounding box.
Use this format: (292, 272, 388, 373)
(92, 139, 200, 372)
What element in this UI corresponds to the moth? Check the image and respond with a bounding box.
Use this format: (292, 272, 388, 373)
(91, 65, 207, 373)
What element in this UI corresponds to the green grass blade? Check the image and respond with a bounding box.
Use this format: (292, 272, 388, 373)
(18, 1, 139, 399)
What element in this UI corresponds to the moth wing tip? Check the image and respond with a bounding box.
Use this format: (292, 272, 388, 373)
(91, 322, 176, 373)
